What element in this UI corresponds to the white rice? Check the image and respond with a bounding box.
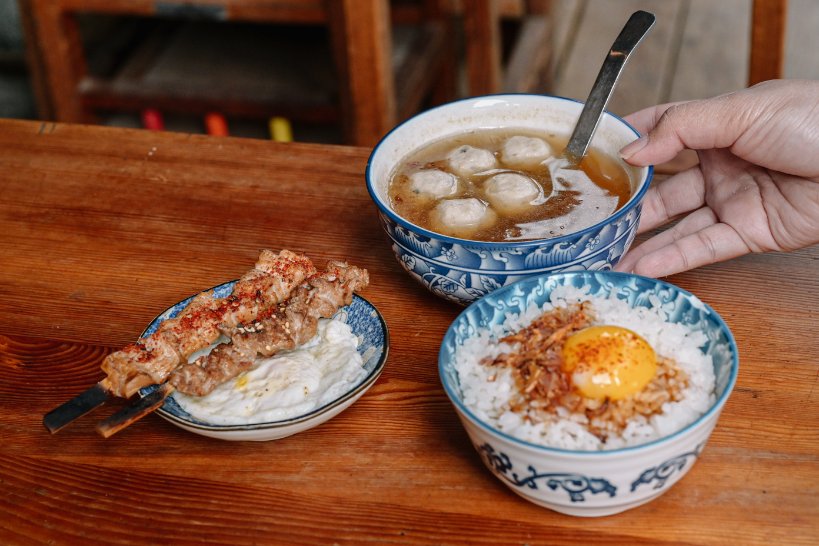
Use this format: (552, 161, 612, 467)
(455, 285, 716, 450)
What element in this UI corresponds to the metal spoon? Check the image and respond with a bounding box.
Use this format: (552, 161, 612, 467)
(562, 10, 656, 167)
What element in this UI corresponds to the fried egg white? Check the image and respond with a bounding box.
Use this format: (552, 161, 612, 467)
(173, 319, 365, 425)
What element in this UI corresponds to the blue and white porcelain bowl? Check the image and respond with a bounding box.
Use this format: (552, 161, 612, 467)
(439, 272, 738, 516)
(366, 94, 653, 305)
(139, 282, 388, 441)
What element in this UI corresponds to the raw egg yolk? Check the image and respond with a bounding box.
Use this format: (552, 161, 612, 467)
(561, 325, 657, 401)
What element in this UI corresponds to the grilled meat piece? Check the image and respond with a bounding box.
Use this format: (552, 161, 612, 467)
(101, 250, 316, 398)
(169, 261, 369, 396)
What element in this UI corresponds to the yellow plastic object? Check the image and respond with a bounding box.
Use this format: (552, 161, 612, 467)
(269, 117, 293, 142)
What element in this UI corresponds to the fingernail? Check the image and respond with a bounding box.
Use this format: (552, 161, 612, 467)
(619, 136, 648, 160)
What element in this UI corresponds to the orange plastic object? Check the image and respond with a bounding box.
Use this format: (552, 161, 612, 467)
(205, 113, 229, 137)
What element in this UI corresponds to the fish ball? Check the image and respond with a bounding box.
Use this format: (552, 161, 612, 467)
(431, 198, 497, 238)
(408, 169, 459, 199)
(483, 172, 542, 214)
(500, 136, 553, 167)
(446, 145, 497, 176)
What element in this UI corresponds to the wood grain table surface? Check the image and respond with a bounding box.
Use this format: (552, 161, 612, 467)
(0, 119, 816, 545)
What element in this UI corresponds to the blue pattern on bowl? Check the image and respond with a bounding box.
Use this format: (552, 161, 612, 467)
(629, 443, 704, 492)
(139, 281, 388, 432)
(479, 442, 617, 502)
(376, 206, 644, 306)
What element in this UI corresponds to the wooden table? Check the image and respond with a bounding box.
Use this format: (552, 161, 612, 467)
(0, 119, 816, 545)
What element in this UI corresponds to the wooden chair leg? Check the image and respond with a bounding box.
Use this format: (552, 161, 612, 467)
(25, 0, 94, 122)
(326, 0, 397, 146)
(423, 0, 458, 105)
(18, 1, 52, 119)
(462, 0, 503, 96)
(748, 0, 788, 86)
(461, 0, 555, 95)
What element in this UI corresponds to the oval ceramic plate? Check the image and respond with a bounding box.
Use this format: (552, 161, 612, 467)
(139, 281, 388, 441)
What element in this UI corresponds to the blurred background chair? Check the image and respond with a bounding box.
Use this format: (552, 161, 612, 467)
(19, 0, 459, 146)
(16, 0, 557, 145)
(748, 0, 787, 85)
(8, 0, 815, 147)
(0, 0, 36, 118)
(461, 0, 554, 95)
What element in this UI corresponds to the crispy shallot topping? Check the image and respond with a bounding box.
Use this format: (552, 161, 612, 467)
(482, 303, 690, 441)
(484, 303, 592, 410)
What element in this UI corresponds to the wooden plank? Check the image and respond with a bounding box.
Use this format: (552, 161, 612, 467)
(0, 119, 818, 545)
(327, 0, 397, 147)
(462, 0, 503, 95)
(17, 1, 53, 119)
(26, 0, 94, 122)
(554, 0, 684, 117)
(41, 0, 329, 23)
(669, 0, 752, 102)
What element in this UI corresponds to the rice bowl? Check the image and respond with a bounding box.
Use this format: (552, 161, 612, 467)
(439, 271, 738, 516)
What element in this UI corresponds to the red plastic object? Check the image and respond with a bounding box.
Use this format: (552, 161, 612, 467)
(141, 109, 165, 131)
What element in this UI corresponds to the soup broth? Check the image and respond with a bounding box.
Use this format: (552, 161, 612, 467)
(388, 128, 634, 242)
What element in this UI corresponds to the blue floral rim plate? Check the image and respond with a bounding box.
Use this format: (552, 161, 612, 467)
(138, 281, 388, 435)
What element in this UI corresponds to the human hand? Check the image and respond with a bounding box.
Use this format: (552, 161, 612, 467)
(613, 79, 819, 277)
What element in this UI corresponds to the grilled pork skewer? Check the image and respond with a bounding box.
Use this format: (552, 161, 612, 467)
(96, 261, 369, 437)
(171, 261, 369, 396)
(43, 250, 316, 433)
(103, 249, 316, 399)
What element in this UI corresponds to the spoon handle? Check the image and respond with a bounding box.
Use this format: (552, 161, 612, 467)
(563, 10, 656, 166)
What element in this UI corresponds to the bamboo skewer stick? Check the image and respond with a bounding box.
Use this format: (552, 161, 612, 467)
(96, 383, 175, 438)
(43, 381, 111, 433)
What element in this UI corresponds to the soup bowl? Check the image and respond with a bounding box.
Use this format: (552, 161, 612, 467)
(366, 94, 653, 305)
(438, 271, 738, 516)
